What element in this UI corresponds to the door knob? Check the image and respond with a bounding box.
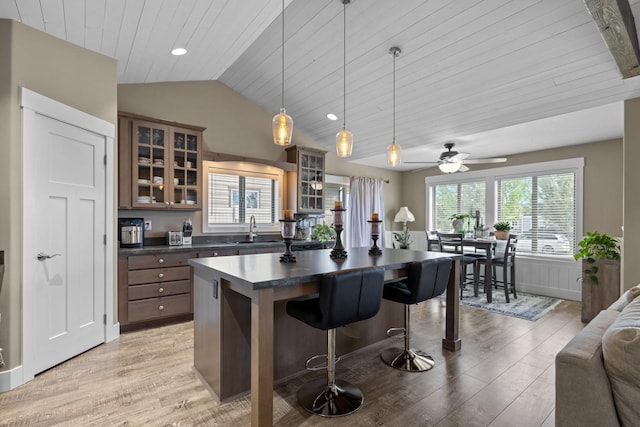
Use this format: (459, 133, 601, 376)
(37, 252, 61, 261)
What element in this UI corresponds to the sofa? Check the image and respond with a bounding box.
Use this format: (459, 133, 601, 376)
(556, 285, 640, 427)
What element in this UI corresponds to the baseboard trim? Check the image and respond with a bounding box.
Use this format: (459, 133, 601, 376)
(519, 283, 580, 301)
(0, 365, 24, 392)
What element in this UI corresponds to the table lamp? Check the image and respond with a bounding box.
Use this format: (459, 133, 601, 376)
(394, 207, 415, 232)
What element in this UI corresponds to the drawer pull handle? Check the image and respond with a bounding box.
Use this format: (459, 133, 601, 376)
(159, 305, 164, 311)
(158, 287, 164, 293)
(214, 252, 218, 256)
(158, 273, 164, 278)
(158, 258, 164, 264)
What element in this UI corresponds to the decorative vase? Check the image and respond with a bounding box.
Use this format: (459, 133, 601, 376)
(494, 230, 509, 240)
(452, 219, 464, 233)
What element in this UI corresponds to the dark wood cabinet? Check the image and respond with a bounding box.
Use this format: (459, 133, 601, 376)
(286, 146, 327, 213)
(118, 112, 205, 210)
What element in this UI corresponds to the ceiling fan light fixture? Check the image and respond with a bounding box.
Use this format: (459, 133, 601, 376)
(386, 46, 402, 167)
(439, 162, 461, 174)
(272, 0, 293, 146)
(336, 0, 353, 158)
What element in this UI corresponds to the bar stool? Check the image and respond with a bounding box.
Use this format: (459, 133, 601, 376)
(286, 266, 385, 417)
(380, 258, 452, 371)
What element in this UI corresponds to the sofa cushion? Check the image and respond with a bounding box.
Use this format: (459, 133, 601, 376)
(609, 284, 640, 312)
(602, 296, 640, 426)
(556, 309, 621, 427)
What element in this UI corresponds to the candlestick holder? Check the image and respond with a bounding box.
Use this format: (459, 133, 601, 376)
(368, 219, 383, 255)
(279, 219, 297, 263)
(330, 208, 348, 259)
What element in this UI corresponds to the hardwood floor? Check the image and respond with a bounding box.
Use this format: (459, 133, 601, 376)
(0, 299, 582, 426)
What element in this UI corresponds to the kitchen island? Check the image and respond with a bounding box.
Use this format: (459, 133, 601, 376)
(189, 248, 461, 427)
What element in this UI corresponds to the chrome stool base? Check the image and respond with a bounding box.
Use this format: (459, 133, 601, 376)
(380, 347, 435, 372)
(297, 378, 364, 417)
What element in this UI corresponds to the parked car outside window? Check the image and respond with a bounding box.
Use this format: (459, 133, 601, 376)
(517, 231, 571, 255)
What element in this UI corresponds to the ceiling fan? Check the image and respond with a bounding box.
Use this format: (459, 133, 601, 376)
(405, 142, 507, 173)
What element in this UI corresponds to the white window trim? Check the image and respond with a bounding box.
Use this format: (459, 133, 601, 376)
(425, 158, 584, 259)
(202, 160, 285, 234)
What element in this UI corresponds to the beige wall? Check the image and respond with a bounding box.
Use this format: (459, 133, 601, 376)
(399, 139, 623, 236)
(0, 19, 117, 371)
(624, 98, 640, 290)
(117, 81, 402, 234)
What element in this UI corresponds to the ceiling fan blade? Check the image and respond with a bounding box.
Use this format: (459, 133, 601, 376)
(404, 161, 439, 164)
(458, 164, 470, 172)
(462, 157, 507, 164)
(449, 152, 470, 161)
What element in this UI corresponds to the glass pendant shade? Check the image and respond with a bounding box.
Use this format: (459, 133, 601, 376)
(438, 162, 461, 173)
(272, 108, 293, 146)
(387, 141, 401, 166)
(336, 127, 353, 157)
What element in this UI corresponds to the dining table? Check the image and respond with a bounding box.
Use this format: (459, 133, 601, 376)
(428, 237, 498, 302)
(189, 247, 462, 427)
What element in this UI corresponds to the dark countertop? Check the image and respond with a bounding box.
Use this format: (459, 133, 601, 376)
(189, 247, 460, 290)
(118, 239, 329, 256)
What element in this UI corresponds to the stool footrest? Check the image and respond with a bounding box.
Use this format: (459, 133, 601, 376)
(386, 327, 405, 338)
(305, 353, 341, 371)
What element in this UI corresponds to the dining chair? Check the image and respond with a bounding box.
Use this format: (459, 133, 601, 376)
(478, 234, 518, 302)
(436, 232, 480, 298)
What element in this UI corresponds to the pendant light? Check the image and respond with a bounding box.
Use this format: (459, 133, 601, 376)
(336, 0, 353, 157)
(272, 0, 293, 146)
(386, 46, 402, 166)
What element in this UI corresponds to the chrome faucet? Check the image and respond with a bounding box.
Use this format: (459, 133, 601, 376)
(248, 215, 258, 242)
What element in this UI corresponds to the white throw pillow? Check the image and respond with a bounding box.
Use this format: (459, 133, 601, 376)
(602, 296, 640, 426)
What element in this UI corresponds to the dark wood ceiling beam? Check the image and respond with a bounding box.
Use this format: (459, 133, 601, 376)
(585, 0, 640, 78)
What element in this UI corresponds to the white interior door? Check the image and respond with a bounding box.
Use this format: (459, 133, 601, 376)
(23, 108, 106, 376)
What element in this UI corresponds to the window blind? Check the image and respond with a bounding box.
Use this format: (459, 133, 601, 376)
(432, 181, 486, 232)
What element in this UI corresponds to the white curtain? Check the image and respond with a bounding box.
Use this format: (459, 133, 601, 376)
(348, 177, 385, 248)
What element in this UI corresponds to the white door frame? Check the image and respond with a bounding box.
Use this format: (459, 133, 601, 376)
(19, 87, 117, 385)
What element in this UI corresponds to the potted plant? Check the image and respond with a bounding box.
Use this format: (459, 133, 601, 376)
(449, 213, 470, 233)
(493, 221, 511, 240)
(393, 229, 412, 249)
(310, 223, 336, 242)
(574, 231, 621, 322)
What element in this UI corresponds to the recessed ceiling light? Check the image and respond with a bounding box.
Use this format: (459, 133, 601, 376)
(327, 113, 338, 121)
(171, 48, 187, 56)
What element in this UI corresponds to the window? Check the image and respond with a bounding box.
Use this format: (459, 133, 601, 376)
(203, 161, 285, 233)
(498, 172, 575, 255)
(426, 158, 583, 258)
(432, 180, 486, 231)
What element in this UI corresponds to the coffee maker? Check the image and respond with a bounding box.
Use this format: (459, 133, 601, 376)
(118, 218, 144, 248)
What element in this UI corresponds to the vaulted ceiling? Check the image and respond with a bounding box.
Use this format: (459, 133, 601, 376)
(3, 0, 640, 171)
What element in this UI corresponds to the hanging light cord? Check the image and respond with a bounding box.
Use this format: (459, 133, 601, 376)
(392, 50, 396, 143)
(342, 0, 347, 129)
(281, 0, 285, 109)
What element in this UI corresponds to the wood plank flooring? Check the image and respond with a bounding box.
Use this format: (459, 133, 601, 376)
(0, 299, 582, 426)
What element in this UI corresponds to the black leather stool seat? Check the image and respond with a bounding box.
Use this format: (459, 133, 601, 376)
(381, 258, 452, 372)
(286, 266, 385, 418)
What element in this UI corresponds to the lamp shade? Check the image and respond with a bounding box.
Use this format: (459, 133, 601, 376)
(336, 128, 353, 157)
(387, 142, 401, 166)
(273, 108, 293, 146)
(438, 162, 461, 173)
(394, 207, 415, 223)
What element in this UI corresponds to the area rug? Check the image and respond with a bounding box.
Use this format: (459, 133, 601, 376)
(444, 287, 563, 321)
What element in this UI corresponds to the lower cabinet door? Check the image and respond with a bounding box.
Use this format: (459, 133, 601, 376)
(127, 294, 191, 323)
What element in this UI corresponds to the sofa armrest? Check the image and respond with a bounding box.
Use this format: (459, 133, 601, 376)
(556, 309, 621, 427)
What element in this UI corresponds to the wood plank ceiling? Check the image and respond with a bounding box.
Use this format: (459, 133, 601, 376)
(3, 0, 640, 171)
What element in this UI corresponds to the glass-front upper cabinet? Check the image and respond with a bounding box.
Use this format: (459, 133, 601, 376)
(286, 146, 327, 213)
(118, 113, 204, 210)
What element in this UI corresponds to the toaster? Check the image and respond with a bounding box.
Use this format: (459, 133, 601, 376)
(167, 231, 183, 246)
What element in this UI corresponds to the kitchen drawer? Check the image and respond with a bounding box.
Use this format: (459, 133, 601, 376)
(128, 279, 190, 301)
(128, 266, 190, 285)
(127, 294, 191, 323)
(128, 252, 192, 270)
(197, 249, 238, 257)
